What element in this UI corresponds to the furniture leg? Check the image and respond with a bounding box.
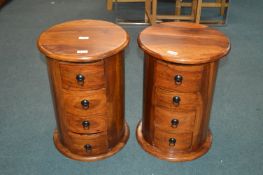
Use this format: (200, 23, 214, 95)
(221, 0, 226, 16)
(107, 0, 113, 10)
(195, 0, 202, 23)
(175, 0, 182, 16)
(152, 0, 157, 24)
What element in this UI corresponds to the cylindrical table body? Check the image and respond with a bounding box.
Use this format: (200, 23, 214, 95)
(37, 20, 129, 161)
(137, 22, 230, 162)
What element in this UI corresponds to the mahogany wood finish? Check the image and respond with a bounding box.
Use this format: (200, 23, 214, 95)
(138, 22, 230, 64)
(37, 20, 129, 161)
(137, 22, 230, 162)
(66, 113, 107, 134)
(60, 61, 105, 91)
(38, 20, 129, 62)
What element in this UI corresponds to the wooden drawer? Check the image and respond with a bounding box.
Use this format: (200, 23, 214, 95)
(64, 132, 108, 156)
(60, 61, 105, 91)
(64, 89, 106, 116)
(155, 60, 203, 92)
(154, 129, 193, 152)
(154, 107, 196, 132)
(66, 113, 107, 134)
(154, 88, 200, 110)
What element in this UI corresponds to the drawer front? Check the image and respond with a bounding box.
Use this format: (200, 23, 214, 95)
(154, 107, 196, 132)
(155, 60, 203, 92)
(64, 89, 106, 116)
(66, 113, 107, 134)
(64, 132, 108, 156)
(154, 129, 192, 152)
(60, 61, 105, 91)
(154, 88, 199, 110)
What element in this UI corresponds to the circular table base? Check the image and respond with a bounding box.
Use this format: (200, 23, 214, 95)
(136, 121, 212, 162)
(53, 122, 130, 162)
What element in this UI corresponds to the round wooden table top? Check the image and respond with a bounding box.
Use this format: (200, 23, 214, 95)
(38, 20, 129, 62)
(138, 22, 230, 64)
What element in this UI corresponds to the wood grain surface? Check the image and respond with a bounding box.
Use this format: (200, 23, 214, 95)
(136, 122, 212, 162)
(60, 61, 105, 91)
(63, 89, 107, 116)
(54, 123, 129, 161)
(154, 107, 196, 132)
(137, 58, 220, 161)
(65, 113, 107, 134)
(47, 56, 130, 161)
(154, 129, 193, 152)
(38, 20, 129, 62)
(104, 52, 126, 148)
(137, 23, 230, 161)
(155, 60, 203, 92)
(63, 131, 108, 156)
(138, 22, 230, 64)
(154, 87, 200, 109)
(39, 20, 130, 161)
(142, 54, 156, 144)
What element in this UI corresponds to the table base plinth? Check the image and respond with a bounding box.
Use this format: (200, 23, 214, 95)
(53, 122, 130, 162)
(136, 121, 212, 162)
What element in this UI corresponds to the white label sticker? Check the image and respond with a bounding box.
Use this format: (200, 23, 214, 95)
(167, 50, 178, 56)
(77, 50, 88, 54)
(78, 36, 90, 40)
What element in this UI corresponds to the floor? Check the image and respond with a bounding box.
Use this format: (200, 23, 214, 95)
(0, 0, 263, 174)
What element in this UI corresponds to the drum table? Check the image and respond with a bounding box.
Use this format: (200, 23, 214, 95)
(137, 22, 230, 162)
(38, 20, 130, 161)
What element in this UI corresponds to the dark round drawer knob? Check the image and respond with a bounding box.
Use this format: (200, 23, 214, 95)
(169, 138, 176, 146)
(84, 144, 92, 152)
(82, 120, 90, 129)
(76, 74, 85, 85)
(171, 119, 179, 128)
(173, 96, 181, 105)
(174, 75, 183, 85)
(81, 99, 89, 109)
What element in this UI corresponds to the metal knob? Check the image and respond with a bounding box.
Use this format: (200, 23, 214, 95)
(173, 96, 181, 106)
(174, 75, 183, 85)
(81, 99, 89, 109)
(84, 144, 92, 152)
(82, 120, 90, 129)
(169, 138, 176, 146)
(76, 74, 85, 85)
(171, 119, 179, 128)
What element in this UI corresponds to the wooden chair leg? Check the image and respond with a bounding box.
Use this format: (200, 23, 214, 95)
(220, 0, 226, 16)
(191, 0, 197, 20)
(195, 0, 202, 23)
(107, 0, 113, 10)
(145, 0, 152, 24)
(175, 0, 182, 16)
(152, 0, 157, 24)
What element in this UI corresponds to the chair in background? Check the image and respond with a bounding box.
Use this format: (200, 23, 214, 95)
(145, 0, 199, 24)
(198, 0, 229, 24)
(172, 0, 230, 24)
(107, 0, 230, 25)
(107, 0, 145, 11)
